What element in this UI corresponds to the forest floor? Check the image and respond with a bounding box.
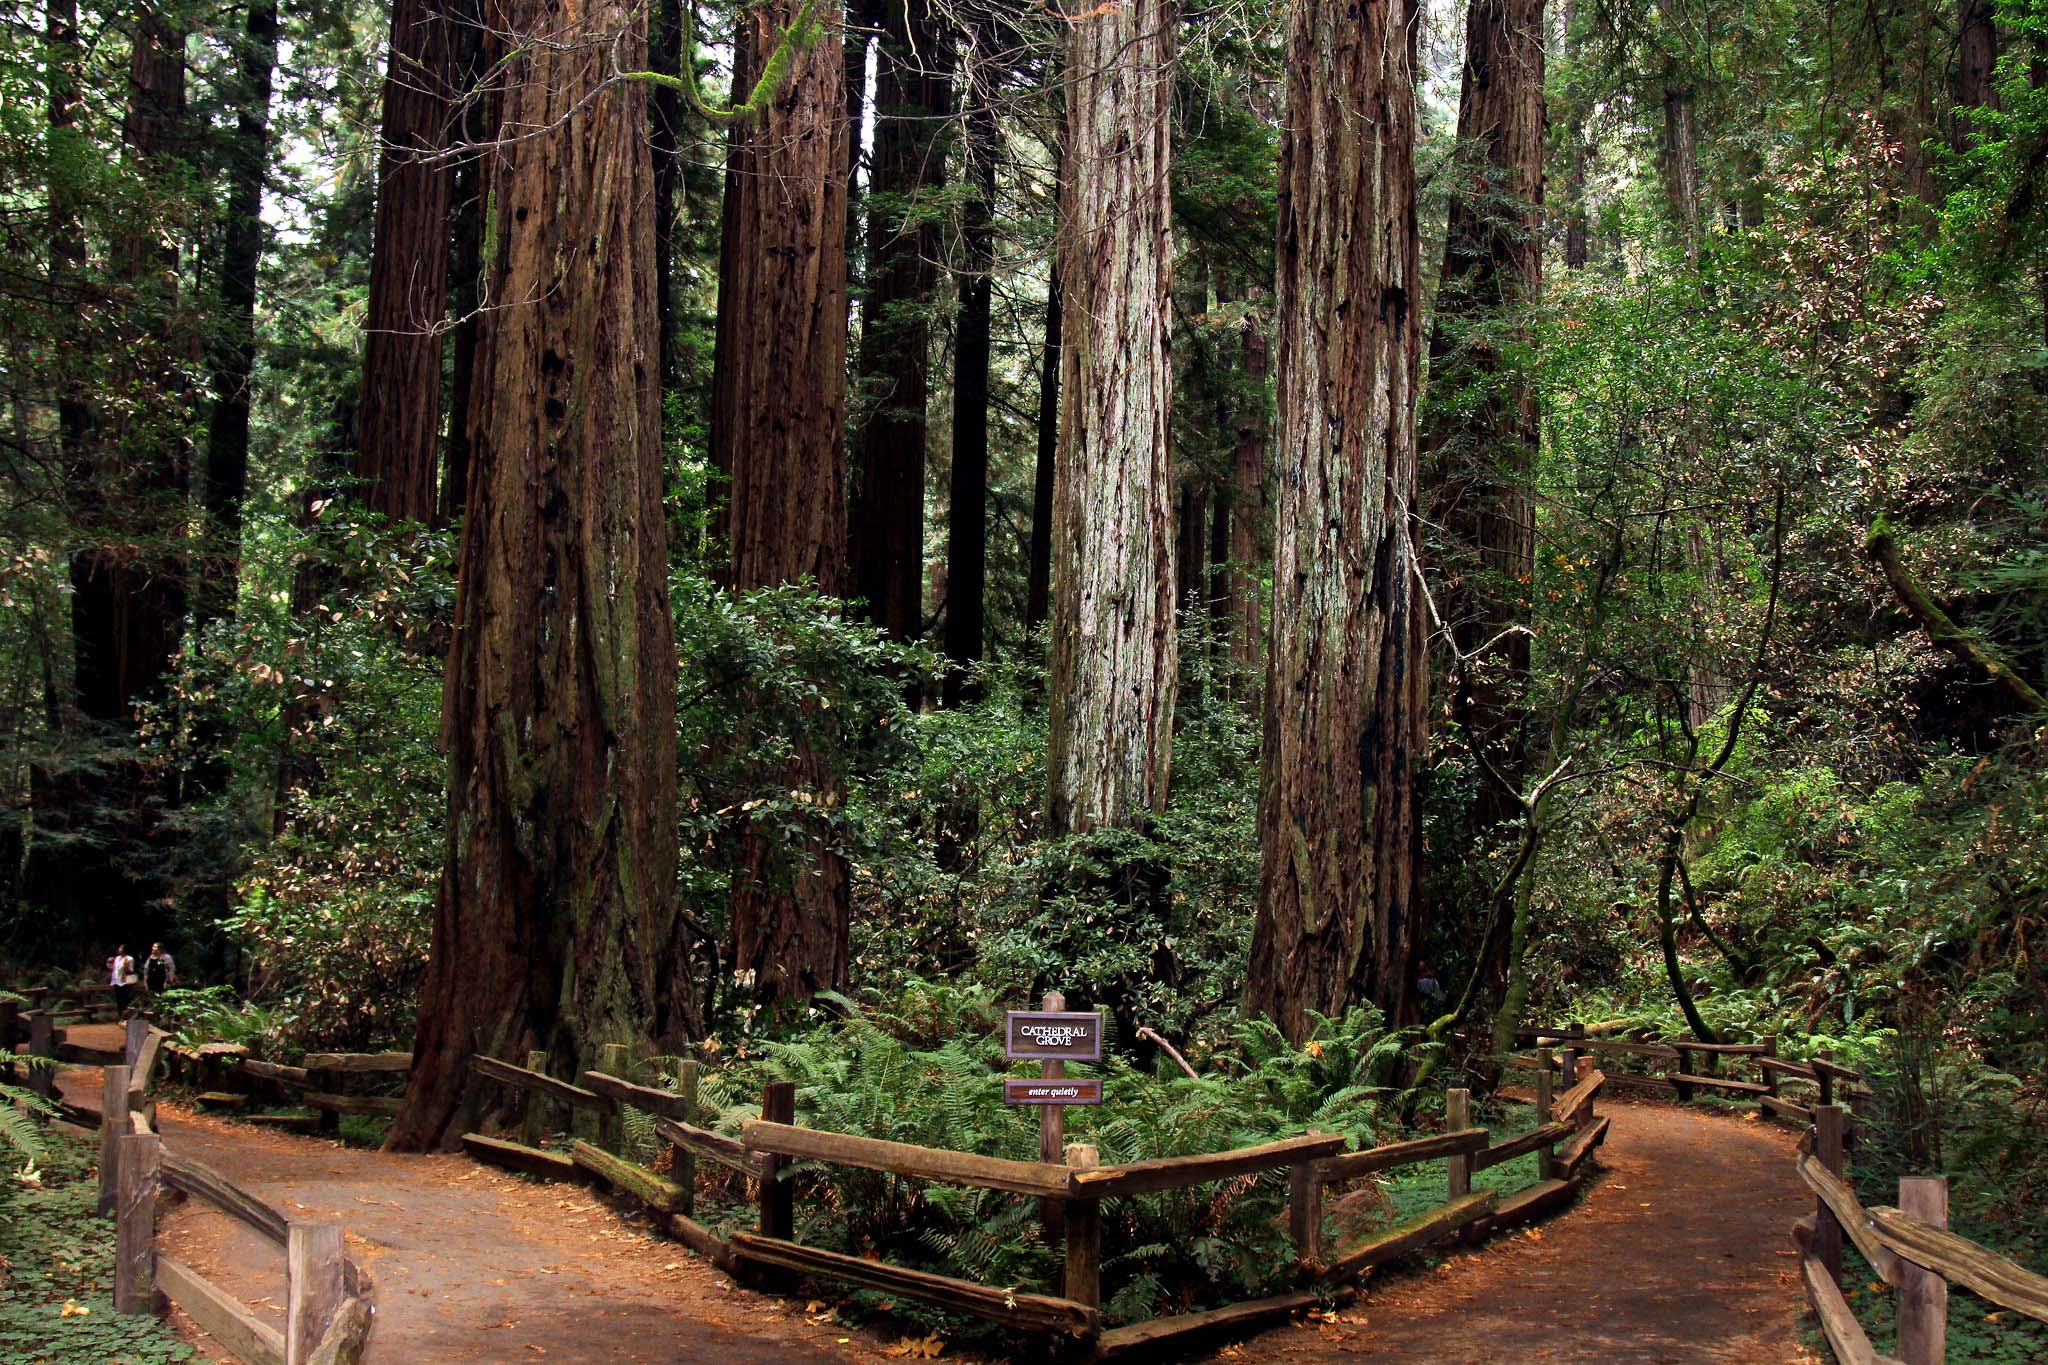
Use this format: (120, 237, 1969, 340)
(1203, 1096, 1818, 1364)
(57, 1033, 1815, 1364)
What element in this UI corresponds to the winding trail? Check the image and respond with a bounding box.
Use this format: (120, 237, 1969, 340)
(59, 1038, 1814, 1363)
(1201, 1100, 1815, 1364)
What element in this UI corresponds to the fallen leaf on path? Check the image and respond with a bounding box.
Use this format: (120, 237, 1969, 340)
(884, 1333, 944, 1358)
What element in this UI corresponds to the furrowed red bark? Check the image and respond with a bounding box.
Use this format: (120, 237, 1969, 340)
(849, 0, 949, 645)
(1246, 0, 1424, 1039)
(1045, 0, 1177, 835)
(712, 0, 853, 1005)
(357, 0, 458, 522)
(392, 0, 680, 1150)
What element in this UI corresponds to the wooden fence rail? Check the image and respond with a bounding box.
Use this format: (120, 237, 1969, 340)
(87, 1031, 376, 1365)
(456, 1049, 1613, 1359)
(1791, 1100, 2048, 1365)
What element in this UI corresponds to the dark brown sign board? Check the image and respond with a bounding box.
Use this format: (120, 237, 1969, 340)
(1003, 1078, 1103, 1106)
(1004, 1010, 1104, 1061)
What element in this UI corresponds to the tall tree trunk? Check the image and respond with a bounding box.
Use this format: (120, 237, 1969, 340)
(711, 0, 853, 1006)
(1225, 309, 1267, 678)
(358, 0, 456, 522)
(71, 7, 189, 728)
(1658, 0, 1699, 261)
(1559, 0, 1589, 270)
(1956, 0, 1999, 143)
(391, 0, 680, 1150)
(1245, 0, 1423, 1040)
(1045, 0, 1176, 835)
(198, 0, 279, 628)
(849, 0, 948, 644)
(651, 0, 684, 393)
(440, 2, 490, 523)
(1024, 268, 1061, 635)
(945, 62, 995, 707)
(1421, 0, 1543, 838)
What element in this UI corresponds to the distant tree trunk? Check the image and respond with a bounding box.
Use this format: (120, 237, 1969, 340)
(198, 0, 279, 628)
(849, 0, 948, 644)
(1024, 268, 1061, 635)
(945, 62, 995, 707)
(1225, 310, 1267, 678)
(1421, 0, 1543, 837)
(357, 0, 455, 523)
(1175, 482, 1207, 619)
(1559, 0, 1589, 270)
(711, 0, 853, 1006)
(72, 7, 189, 726)
(1956, 0, 1999, 142)
(651, 0, 684, 392)
(1657, 0, 1699, 261)
(1245, 0, 1423, 1040)
(1046, 0, 1176, 835)
(440, 4, 489, 523)
(391, 0, 680, 1151)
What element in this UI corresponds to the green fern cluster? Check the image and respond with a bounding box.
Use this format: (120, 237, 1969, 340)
(687, 983, 1404, 1328)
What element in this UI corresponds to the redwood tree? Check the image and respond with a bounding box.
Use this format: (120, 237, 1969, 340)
(711, 0, 853, 1005)
(1421, 0, 1544, 834)
(945, 43, 995, 706)
(356, 0, 458, 522)
(391, 0, 679, 1150)
(1244, 0, 1424, 1039)
(1045, 0, 1177, 835)
(849, 0, 949, 644)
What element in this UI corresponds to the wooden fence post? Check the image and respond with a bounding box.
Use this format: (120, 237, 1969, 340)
(1814, 1050, 1835, 1108)
(1446, 1088, 1473, 1199)
(758, 1081, 795, 1240)
(675, 1059, 700, 1216)
(27, 1011, 54, 1100)
(286, 1220, 346, 1365)
(1289, 1156, 1323, 1272)
(114, 1131, 159, 1314)
(595, 1043, 631, 1152)
(1814, 1104, 1847, 1288)
(99, 1064, 132, 1217)
(1672, 1041, 1693, 1103)
(1759, 1035, 1779, 1099)
(1064, 1143, 1101, 1317)
(520, 1050, 551, 1147)
(125, 1015, 149, 1065)
(1534, 1054, 1557, 1180)
(1895, 1176, 1948, 1365)
(1037, 991, 1068, 1242)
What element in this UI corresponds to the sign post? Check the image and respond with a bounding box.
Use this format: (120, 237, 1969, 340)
(1005, 992, 1105, 1240)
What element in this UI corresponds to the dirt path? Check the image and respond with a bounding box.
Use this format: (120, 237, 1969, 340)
(60, 1031, 1814, 1364)
(57, 1053, 894, 1364)
(1200, 1100, 1817, 1364)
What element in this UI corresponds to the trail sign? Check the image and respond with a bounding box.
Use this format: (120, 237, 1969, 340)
(1004, 1010, 1104, 1061)
(1004, 1078, 1103, 1106)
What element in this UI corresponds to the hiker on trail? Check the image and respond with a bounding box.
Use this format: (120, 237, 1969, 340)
(107, 945, 139, 1015)
(145, 943, 177, 996)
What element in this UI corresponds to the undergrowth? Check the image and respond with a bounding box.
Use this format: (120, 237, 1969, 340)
(0, 1128, 194, 1364)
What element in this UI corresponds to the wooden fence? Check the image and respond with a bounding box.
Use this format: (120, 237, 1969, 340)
(1509, 1022, 1872, 1129)
(459, 1049, 1612, 1358)
(94, 1029, 375, 1365)
(1793, 1102, 2048, 1364)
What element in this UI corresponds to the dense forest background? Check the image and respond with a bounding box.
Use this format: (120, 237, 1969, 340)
(1, 0, 2044, 1311)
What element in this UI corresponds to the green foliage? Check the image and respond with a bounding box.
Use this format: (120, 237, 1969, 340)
(687, 982, 1409, 1328)
(0, 1130, 194, 1364)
